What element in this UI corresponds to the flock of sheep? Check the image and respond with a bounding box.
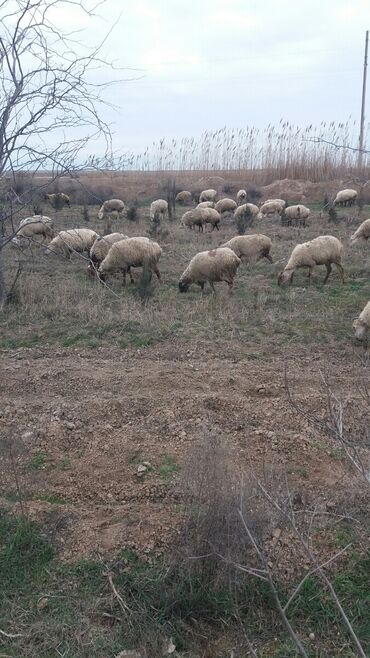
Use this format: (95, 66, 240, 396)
(10, 186, 370, 342)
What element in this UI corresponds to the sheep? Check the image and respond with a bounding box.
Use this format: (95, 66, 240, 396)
(334, 189, 357, 207)
(259, 200, 285, 217)
(180, 208, 221, 232)
(88, 232, 128, 276)
(175, 191, 192, 206)
(150, 199, 168, 222)
(234, 203, 259, 219)
(281, 204, 311, 227)
(178, 247, 241, 295)
(353, 301, 370, 340)
(199, 188, 217, 203)
(98, 237, 162, 285)
(350, 218, 370, 242)
(46, 228, 98, 259)
(278, 236, 345, 286)
(236, 189, 247, 204)
(196, 201, 215, 208)
(12, 215, 54, 246)
(202, 208, 222, 231)
(215, 198, 237, 214)
(264, 198, 286, 209)
(221, 234, 273, 264)
(44, 192, 70, 208)
(98, 199, 125, 221)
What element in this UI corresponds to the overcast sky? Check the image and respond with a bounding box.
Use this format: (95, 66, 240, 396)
(73, 0, 370, 153)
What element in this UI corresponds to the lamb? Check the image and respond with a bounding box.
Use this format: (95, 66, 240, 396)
(334, 189, 357, 207)
(88, 232, 128, 276)
(353, 301, 370, 340)
(236, 189, 247, 204)
(221, 235, 273, 264)
(234, 203, 259, 220)
(350, 218, 370, 242)
(175, 191, 192, 205)
(46, 228, 98, 258)
(178, 247, 241, 294)
(215, 198, 237, 214)
(278, 236, 345, 286)
(259, 201, 284, 217)
(150, 199, 168, 222)
(44, 192, 70, 208)
(98, 237, 162, 285)
(196, 201, 215, 208)
(199, 188, 217, 203)
(12, 215, 54, 246)
(98, 199, 125, 221)
(282, 204, 311, 227)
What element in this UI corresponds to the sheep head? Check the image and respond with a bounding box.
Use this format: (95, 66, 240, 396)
(277, 269, 293, 286)
(353, 318, 367, 340)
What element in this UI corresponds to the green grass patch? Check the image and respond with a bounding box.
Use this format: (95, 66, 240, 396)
(25, 452, 47, 471)
(157, 454, 180, 482)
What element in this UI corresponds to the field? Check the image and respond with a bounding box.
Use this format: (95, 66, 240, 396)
(0, 189, 369, 657)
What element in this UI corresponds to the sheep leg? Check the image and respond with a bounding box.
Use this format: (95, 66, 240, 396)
(323, 263, 332, 284)
(307, 267, 313, 282)
(209, 281, 216, 293)
(335, 263, 346, 284)
(198, 282, 205, 293)
(154, 267, 161, 281)
(122, 270, 127, 286)
(215, 222, 220, 231)
(227, 281, 234, 295)
(128, 267, 135, 284)
(264, 250, 273, 263)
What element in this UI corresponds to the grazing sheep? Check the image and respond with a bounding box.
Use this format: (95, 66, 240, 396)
(350, 218, 370, 242)
(202, 208, 222, 231)
(196, 201, 215, 209)
(98, 199, 125, 221)
(44, 192, 70, 208)
(199, 188, 217, 203)
(215, 198, 237, 214)
(12, 215, 54, 246)
(236, 189, 247, 204)
(282, 204, 311, 227)
(99, 237, 162, 285)
(181, 210, 205, 232)
(334, 189, 357, 207)
(264, 198, 286, 209)
(150, 199, 168, 222)
(175, 191, 192, 206)
(353, 301, 370, 340)
(179, 247, 241, 294)
(259, 200, 285, 217)
(278, 236, 345, 286)
(234, 203, 259, 220)
(221, 234, 273, 264)
(47, 228, 98, 259)
(88, 232, 128, 276)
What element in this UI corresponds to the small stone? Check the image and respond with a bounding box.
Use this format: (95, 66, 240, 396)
(272, 528, 282, 540)
(309, 632, 315, 641)
(137, 464, 147, 476)
(142, 461, 151, 467)
(65, 422, 75, 430)
(22, 431, 34, 441)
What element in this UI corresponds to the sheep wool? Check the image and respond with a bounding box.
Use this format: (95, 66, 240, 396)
(282, 204, 310, 226)
(150, 199, 168, 221)
(353, 301, 370, 340)
(278, 235, 344, 285)
(98, 237, 162, 284)
(236, 189, 247, 204)
(175, 191, 192, 205)
(350, 218, 370, 242)
(47, 228, 98, 258)
(215, 198, 237, 214)
(45, 192, 70, 207)
(12, 216, 54, 245)
(199, 189, 217, 203)
(196, 201, 215, 208)
(221, 235, 273, 263)
(259, 201, 284, 216)
(98, 199, 125, 220)
(179, 247, 241, 294)
(90, 232, 128, 265)
(234, 203, 259, 219)
(334, 189, 357, 206)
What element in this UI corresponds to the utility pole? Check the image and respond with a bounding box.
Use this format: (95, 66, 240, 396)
(358, 30, 369, 169)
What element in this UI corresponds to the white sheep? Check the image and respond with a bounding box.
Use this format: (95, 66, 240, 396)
(88, 232, 128, 276)
(99, 237, 162, 285)
(259, 201, 284, 217)
(264, 198, 286, 209)
(236, 189, 247, 204)
(181, 208, 221, 232)
(202, 208, 222, 231)
(179, 247, 241, 295)
(334, 189, 357, 207)
(278, 236, 345, 286)
(282, 204, 311, 227)
(196, 201, 215, 208)
(350, 218, 370, 242)
(12, 215, 54, 246)
(47, 228, 98, 258)
(150, 199, 168, 222)
(98, 199, 125, 221)
(175, 191, 192, 205)
(221, 234, 273, 264)
(234, 203, 259, 220)
(44, 192, 70, 208)
(199, 189, 217, 203)
(215, 198, 237, 214)
(353, 301, 370, 340)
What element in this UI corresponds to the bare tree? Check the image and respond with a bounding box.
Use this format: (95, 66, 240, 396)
(0, 0, 125, 307)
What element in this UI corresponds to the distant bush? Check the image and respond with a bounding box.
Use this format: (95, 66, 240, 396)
(126, 201, 139, 222)
(247, 185, 262, 203)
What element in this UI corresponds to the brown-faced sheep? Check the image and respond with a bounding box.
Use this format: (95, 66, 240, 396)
(278, 236, 345, 286)
(179, 247, 241, 295)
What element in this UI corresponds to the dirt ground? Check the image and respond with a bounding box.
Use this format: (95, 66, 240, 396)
(1, 338, 368, 569)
